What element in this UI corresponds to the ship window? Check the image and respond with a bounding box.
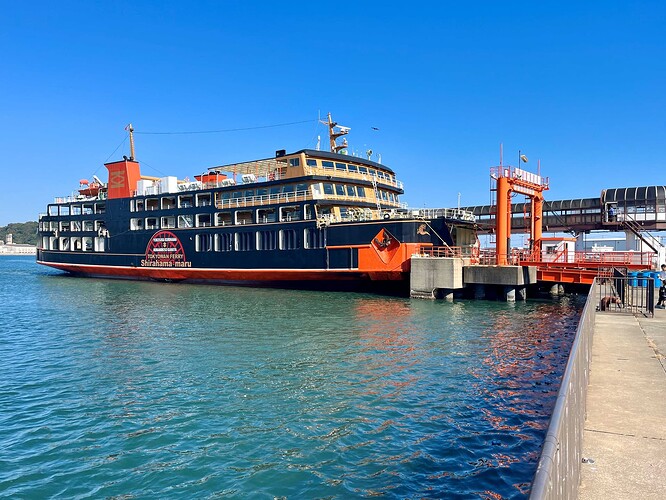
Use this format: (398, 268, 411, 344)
(60, 237, 70, 251)
(161, 216, 176, 228)
(304, 227, 326, 249)
(146, 198, 159, 211)
(282, 184, 295, 193)
(179, 195, 194, 207)
(215, 212, 232, 226)
(196, 214, 212, 227)
(296, 183, 308, 193)
(60, 206, 70, 216)
(94, 237, 105, 252)
(306, 159, 317, 166)
(196, 233, 213, 252)
(95, 203, 105, 214)
(71, 237, 82, 251)
(196, 193, 212, 207)
(335, 162, 347, 171)
(321, 161, 334, 169)
(232, 191, 242, 199)
(215, 233, 233, 252)
(162, 196, 176, 210)
(130, 218, 144, 230)
(220, 192, 231, 200)
(280, 229, 299, 250)
(381, 191, 388, 200)
(82, 237, 93, 251)
(244, 189, 255, 198)
(71, 205, 82, 216)
(270, 186, 281, 195)
(335, 184, 345, 196)
(71, 221, 81, 231)
(49, 237, 58, 250)
(289, 158, 300, 167)
(358, 166, 368, 174)
(257, 208, 276, 223)
(256, 188, 268, 197)
(59, 221, 71, 231)
(48, 206, 58, 216)
(236, 210, 253, 225)
(280, 206, 302, 221)
(323, 183, 334, 195)
(135, 199, 145, 211)
(347, 164, 358, 172)
(304, 204, 312, 220)
(235, 232, 254, 251)
(146, 217, 159, 229)
(82, 204, 93, 215)
(346, 185, 356, 196)
(177, 215, 193, 228)
(83, 220, 95, 231)
(257, 230, 277, 250)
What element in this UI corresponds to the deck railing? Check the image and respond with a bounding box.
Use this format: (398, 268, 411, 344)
(529, 279, 597, 499)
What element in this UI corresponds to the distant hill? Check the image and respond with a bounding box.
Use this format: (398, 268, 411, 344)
(0, 222, 39, 246)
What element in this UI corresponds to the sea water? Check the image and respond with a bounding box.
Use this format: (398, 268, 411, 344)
(0, 256, 582, 498)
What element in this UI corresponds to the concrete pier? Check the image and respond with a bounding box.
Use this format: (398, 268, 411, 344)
(410, 257, 537, 300)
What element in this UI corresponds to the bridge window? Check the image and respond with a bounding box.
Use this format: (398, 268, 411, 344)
(306, 159, 317, 166)
(321, 161, 334, 169)
(146, 198, 159, 211)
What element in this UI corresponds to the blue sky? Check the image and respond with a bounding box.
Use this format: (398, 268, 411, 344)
(1, 0, 664, 226)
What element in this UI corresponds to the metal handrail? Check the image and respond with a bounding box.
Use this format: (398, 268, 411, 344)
(530, 280, 597, 499)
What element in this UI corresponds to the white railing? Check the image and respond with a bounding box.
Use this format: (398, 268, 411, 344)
(216, 190, 313, 209)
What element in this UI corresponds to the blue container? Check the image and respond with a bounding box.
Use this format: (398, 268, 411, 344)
(638, 271, 649, 287)
(651, 271, 661, 288)
(628, 271, 638, 287)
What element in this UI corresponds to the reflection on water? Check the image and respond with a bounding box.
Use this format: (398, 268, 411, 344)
(0, 257, 583, 498)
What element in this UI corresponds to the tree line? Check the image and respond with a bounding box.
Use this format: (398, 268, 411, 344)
(0, 222, 39, 246)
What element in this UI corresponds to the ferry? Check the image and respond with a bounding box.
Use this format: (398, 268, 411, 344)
(37, 115, 478, 290)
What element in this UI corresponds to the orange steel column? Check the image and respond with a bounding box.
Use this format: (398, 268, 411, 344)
(532, 194, 544, 255)
(496, 176, 511, 265)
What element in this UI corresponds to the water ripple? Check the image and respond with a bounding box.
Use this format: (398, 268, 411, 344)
(0, 257, 581, 498)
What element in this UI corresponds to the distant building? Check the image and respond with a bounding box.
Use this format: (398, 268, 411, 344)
(0, 233, 37, 255)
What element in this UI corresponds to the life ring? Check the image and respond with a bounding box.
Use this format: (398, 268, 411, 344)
(383, 212, 390, 220)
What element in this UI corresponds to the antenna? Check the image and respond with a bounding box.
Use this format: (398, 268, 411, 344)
(316, 135, 321, 150)
(377, 153, 382, 164)
(125, 123, 135, 160)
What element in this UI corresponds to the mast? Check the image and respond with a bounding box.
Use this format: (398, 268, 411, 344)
(320, 113, 349, 153)
(125, 123, 135, 160)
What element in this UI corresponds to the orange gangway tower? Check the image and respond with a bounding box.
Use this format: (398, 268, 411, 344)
(492, 162, 549, 265)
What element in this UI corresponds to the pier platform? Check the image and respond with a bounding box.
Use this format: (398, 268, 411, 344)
(578, 309, 666, 498)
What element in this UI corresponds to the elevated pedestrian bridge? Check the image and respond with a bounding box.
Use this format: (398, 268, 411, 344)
(462, 185, 666, 234)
